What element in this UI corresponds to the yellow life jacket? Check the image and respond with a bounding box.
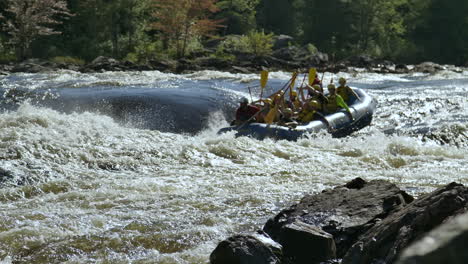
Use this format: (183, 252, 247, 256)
(292, 99, 302, 109)
(264, 104, 279, 124)
(298, 108, 316, 123)
(324, 95, 339, 114)
(337, 85, 350, 102)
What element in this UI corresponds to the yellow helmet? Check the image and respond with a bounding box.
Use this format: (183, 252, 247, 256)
(308, 100, 320, 109)
(327, 84, 336, 90)
(312, 85, 321, 91)
(339, 77, 346, 84)
(291, 91, 297, 96)
(283, 108, 293, 115)
(263, 98, 273, 105)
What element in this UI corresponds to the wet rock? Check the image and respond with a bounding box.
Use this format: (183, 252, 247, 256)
(346, 54, 376, 68)
(195, 56, 232, 69)
(342, 182, 468, 264)
(278, 220, 336, 264)
(81, 56, 122, 72)
(412, 61, 445, 73)
(149, 59, 177, 72)
(231, 66, 251, 74)
(396, 211, 468, 264)
(395, 64, 410, 73)
(422, 124, 468, 148)
(264, 178, 414, 257)
(11, 60, 51, 73)
(210, 232, 282, 264)
(0, 168, 14, 184)
(273, 35, 294, 50)
(272, 46, 308, 62)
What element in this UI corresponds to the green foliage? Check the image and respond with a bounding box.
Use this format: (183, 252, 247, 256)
(216, 0, 260, 35)
(212, 46, 236, 61)
(218, 35, 250, 53)
(124, 39, 166, 63)
(244, 30, 273, 56)
(0, 0, 466, 65)
(306, 43, 318, 56)
(50, 56, 85, 65)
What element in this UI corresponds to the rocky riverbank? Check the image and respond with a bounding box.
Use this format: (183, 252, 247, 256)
(0, 35, 466, 75)
(210, 178, 468, 264)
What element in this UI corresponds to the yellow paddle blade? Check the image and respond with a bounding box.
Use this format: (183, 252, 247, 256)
(289, 72, 298, 97)
(308, 68, 317, 85)
(264, 105, 279, 124)
(260, 70, 269, 88)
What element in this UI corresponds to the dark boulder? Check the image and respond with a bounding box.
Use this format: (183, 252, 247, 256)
(278, 220, 336, 264)
(273, 35, 294, 50)
(412, 62, 445, 73)
(194, 56, 232, 69)
(11, 59, 53, 73)
(149, 59, 177, 72)
(396, 211, 468, 264)
(210, 232, 282, 264)
(342, 182, 468, 264)
(230, 66, 252, 74)
(395, 64, 410, 73)
(81, 56, 122, 72)
(345, 54, 376, 68)
(272, 46, 309, 62)
(264, 178, 414, 257)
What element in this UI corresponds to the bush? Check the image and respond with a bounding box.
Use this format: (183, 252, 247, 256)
(218, 35, 251, 53)
(306, 43, 318, 55)
(51, 56, 85, 65)
(245, 30, 273, 56)
(125, 40, 166, 63)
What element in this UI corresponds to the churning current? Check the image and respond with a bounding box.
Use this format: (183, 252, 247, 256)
(0, 69, 467, 263)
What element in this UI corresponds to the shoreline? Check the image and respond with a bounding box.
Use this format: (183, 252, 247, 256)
(1, 55, 466, 76)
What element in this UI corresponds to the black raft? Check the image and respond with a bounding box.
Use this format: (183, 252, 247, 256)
(218, 88, 377, 140)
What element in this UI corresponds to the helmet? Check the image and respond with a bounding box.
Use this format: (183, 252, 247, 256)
(240, 97, 249, 104)
(283, 108, 293, 115)
(327, 84, 336, 90)
(263, 98, 273, 105)
(291, 91, 297, 96)
(312, 85, 321, 91)
(339, 77, 346, 84)
(308, 100, 320, 109)
(275, 94, 282, 100)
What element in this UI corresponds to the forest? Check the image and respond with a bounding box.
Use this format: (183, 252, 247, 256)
(0, 0, 467, 66)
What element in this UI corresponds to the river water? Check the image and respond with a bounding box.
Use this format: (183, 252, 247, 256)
(0, 69, 467, 263)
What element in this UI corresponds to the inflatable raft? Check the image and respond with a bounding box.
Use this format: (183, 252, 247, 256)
(218, 88, 376, 140)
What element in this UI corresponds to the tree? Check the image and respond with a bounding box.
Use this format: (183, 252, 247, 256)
(413, 0, 468, 65)
(216, 0, 260, 35)
(151, 0, 224, 58)
(256, 0, 299, 36)
(0, 0, 72, 60)
(348, 0, 407, 57)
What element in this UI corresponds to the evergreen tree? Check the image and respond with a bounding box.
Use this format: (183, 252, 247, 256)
(216, 0, 260, 35)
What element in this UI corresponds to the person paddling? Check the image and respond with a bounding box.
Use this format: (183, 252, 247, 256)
(324, 84, 354, 120)
(337, 77, 360, 103)
(233, 97, 260, 126)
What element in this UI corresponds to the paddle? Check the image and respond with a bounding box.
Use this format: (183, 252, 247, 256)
(289, 71, 297, 98)
(308, 68, 317, 86)
(264, 72, 298, 124)
(260, 70, 268, 99)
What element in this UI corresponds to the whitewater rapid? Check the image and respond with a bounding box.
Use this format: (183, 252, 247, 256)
(0, 69, 467, 263)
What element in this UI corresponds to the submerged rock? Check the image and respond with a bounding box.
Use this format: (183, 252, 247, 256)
(412, 61, 445, 73)
(396, 211, 468, 264)
(342, 182, 468, 264)
(263, 178, 414, 258)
